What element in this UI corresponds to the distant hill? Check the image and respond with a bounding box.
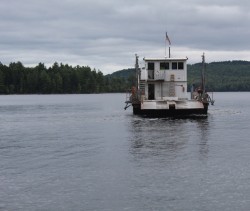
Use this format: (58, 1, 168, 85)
(188, 60, 250, 91)
(1, 60, 250, 94)
(108, 61, 250, 91)
(105, 68, 135, 78)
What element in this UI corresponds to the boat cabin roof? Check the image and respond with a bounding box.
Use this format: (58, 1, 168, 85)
(144, 57, 188, 62)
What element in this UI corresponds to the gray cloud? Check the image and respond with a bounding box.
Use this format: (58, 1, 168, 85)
(1, 0, 250, 74)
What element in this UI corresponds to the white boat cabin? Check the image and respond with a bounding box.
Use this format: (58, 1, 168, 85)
(140, 57, 188, 101)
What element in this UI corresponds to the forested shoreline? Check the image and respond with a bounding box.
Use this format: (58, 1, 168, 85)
(1, 60, 250, 94)
(188, 61, 250, 91)
(0, 62, 134, 94)
(110, 60, 250, 92)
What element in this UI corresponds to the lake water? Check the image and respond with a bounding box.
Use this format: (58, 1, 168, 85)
(0, 93, 250, 211)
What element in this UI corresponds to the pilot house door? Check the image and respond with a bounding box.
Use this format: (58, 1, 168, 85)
(148, 84, 155, 100)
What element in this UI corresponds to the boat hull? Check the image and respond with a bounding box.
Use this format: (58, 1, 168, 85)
(132, 101, 208, 117)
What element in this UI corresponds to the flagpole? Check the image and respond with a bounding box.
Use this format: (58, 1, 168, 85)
(165, 32, 171, 58)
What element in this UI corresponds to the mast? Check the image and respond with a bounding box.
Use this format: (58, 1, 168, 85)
(201, 53, 206, 93)
(135, 54, 139, 91)
(165, 32, 171, 58)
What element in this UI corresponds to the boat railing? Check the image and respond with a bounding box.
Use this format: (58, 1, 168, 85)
(124, 88, 142, 110)
(124, 89, 132, 110)
(155, 70, 165, 80)
(125, 89, 132, 103)
(193, 91, 215, 105)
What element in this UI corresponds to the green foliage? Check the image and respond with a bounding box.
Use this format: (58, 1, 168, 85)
(1, 60, 250, 94)
(188, 61, 250, 91)
(106, 68, 135, 79)
(0, 62, 135, 94)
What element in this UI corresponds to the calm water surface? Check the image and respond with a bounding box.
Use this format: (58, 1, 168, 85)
(1, 93, 250, 211)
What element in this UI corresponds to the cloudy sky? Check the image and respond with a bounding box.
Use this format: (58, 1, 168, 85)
(1, 0, 250, 74)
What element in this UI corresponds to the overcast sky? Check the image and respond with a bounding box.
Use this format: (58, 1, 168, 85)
(1, 0, 250, 74)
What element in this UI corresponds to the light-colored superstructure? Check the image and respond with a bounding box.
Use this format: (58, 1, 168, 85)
(125, 53, 214, 117)
(141, 57, 188, 101)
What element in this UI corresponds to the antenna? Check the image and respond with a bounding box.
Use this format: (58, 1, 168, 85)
(201, 53, 205, 93)
(135, 54, 139, 91)
(165, 32, 171, 58)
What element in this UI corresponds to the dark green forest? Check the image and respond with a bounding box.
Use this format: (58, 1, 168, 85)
(0, 62, 134, 94)
(188, 61, 250, 91)
(1, 60, 250, 94)
(110, 60, 250, 92)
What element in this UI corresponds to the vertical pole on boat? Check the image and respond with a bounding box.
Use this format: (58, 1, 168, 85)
(201, 53, 206, 93)
(135, 54, 139, 91)
(165, 44, 171, 58)
(191, 84, 194, 99)
(165, 32, 171, 58)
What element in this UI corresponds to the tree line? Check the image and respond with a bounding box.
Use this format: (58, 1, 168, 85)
(1, 60, 250, 94)
(188, 61, 250, 91)
(0, 62, 134, 94)
(109, 60, 250, 92)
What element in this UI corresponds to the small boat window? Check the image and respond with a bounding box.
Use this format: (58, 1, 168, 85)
(178, 62, 184, 70)
(160, 62, 169, 70)
(148, 62, 155, 70)
(172, 62, 177, 70)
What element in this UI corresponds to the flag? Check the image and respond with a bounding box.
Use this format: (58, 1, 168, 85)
(166, 32, 171, 45)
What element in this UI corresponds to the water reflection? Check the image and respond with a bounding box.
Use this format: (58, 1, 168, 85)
(128, 116, 211, 162)
(196, 117, 210, 159)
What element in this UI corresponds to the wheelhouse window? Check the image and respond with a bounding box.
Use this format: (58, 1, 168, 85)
(160, 62, 169, 70)
(148, 62, 155, 70)
(172, 62, 177, 70)
(178, 62, 184, 70)
(171, 61, 184, 70)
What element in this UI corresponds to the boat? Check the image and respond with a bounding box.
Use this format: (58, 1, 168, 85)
(124, 50, 214, 117)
